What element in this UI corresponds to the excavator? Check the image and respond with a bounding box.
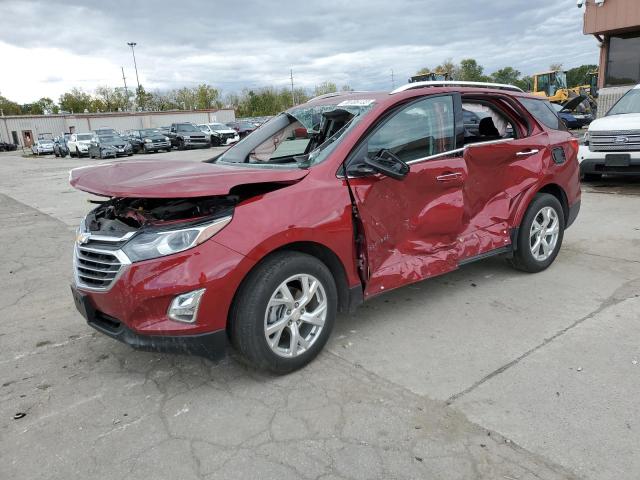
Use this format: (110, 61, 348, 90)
(531, 70, 599, 113)
(409, 70, 452, 83)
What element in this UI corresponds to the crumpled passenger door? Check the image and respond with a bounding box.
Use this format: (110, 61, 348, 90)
(346, 94, 466, 299)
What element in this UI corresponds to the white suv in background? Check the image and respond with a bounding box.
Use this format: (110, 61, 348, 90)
(67, 133, 94, 158)
(197, 123, 240, 146)
(579, 85, 640, 180)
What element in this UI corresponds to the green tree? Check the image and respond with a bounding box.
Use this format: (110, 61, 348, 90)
(549, 63, 564, 72)
(135, 85, 153, 110)
(95, 86, 131, 112)
(566, 64, 598, 88)
(25, 97, 57, 114)
(0, 93, 21, 115)
(490, 67, 521, 86)
(194, 84, 221, 110)
(314, 81, 337, 96)
(59, 88, 93, 113)
(458, 58, 487, 82)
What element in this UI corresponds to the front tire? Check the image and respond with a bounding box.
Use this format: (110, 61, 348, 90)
(509, 193, 565, 273)
(230, 252, 337, 374)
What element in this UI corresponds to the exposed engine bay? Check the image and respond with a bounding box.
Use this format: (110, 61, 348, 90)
(85, 196, 238, 236)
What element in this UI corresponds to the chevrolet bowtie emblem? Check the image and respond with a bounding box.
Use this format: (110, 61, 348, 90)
(76, 232, 91, 245)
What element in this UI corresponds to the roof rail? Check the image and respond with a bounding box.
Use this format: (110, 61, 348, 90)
(390, 81, 524, 95)
(307, 90, 371, 103)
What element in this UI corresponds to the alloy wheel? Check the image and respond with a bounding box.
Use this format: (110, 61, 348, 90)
(529, 206, 560, 262)
(264, 274, 327, 358)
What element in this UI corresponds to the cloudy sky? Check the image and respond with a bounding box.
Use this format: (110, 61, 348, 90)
(1, 0, 599, 103)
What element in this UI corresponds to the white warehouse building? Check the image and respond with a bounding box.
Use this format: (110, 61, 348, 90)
(0, 109, 236, 147)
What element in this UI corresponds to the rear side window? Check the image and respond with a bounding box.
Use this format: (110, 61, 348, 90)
(519, 98, 565, 130)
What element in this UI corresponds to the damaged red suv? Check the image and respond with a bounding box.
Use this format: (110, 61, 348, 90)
(70, 82, 580, 373)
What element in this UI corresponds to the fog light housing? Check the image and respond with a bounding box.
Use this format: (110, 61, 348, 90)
(167, 288, 206, 323)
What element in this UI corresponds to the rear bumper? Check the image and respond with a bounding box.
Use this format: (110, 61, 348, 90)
(578, 146, 640, 175)
(72, 285, 227, 360)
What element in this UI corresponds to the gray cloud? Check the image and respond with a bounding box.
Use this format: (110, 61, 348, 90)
(0, 0, 599, 101)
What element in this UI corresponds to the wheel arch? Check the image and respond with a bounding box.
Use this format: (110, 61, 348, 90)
(227, 241, 362, 331)
(511, 182, 569, 251)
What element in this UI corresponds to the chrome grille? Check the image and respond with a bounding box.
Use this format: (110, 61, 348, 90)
(73, 233, 133, 291)
(590, 130, 640, 152)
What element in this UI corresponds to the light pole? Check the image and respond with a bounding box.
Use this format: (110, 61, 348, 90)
(127, 42, 141, 92)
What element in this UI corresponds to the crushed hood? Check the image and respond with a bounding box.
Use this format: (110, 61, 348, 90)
(69, 160, 309, 198)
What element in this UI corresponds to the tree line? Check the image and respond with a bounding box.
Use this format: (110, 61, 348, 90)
(0, 59, 597, 117)
(416, 59, 597, 92)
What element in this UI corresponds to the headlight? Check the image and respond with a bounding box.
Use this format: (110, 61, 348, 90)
(583, 132, 589, 146)
(144, 138, 152, 143)
(164, 136, 170, 141)
(122, 216, 232, 262)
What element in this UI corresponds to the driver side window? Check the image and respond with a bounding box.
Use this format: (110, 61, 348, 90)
(367, 95, 455, 163)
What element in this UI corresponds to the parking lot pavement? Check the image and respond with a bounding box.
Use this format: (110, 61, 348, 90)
(0, 150, 638, 479)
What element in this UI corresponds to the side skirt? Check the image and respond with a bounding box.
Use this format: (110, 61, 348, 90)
(457, 245, 513, 267)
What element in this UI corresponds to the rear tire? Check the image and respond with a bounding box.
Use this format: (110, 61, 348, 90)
(508, 193, 565, 273)
(230, 252, 337, 374)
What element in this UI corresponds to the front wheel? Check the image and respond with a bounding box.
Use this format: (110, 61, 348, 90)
(509, 193, 565, 273)
(230, 252, 337, 374)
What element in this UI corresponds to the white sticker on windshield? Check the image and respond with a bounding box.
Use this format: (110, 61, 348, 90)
(337, 99, 375, 107)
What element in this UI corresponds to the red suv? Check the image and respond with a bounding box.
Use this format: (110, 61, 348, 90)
(70, 82, 581, 373)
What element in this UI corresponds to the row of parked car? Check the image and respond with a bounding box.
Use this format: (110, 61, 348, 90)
(30, 120, 264, 158)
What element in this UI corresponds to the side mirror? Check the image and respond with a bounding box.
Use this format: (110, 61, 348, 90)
(364, 149, 409, 180)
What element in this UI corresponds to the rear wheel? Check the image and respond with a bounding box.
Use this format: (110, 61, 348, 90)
(509, 193, 565, 273)
(230, 252, 337, 374)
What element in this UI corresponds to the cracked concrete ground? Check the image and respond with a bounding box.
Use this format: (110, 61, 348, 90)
(0, 150, 638, 480)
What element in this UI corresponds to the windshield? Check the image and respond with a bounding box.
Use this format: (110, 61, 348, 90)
(215, 100, 375, 168)
(142, 129, 162, 135)
(77, 134, 93, 141)
(177, 124, 199, 132)
(607, 88, 640, 116)
(99, 135, 123, 142)
(211, 123, 228, 131)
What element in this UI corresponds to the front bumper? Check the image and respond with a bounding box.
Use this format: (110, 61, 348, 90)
(184, 139, 210, 148)
(578, 146, 640, 175)
(144, 141, 171, 150)
(72, 285, 227, 360)
(71, 238, 253, 336)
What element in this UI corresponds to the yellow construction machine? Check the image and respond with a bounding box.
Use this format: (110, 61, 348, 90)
(531, 70, 599, 111)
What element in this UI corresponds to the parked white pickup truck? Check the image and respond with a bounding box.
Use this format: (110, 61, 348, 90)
(579, 85, 640, 180)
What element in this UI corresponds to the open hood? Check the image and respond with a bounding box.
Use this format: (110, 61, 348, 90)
(69, 160, 309, 198)
(561, 95, 588, 113)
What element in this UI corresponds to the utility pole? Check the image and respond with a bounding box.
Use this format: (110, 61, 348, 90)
(391, 69, 395, 90)
(121, 67, 129, 110)
(290, 69, 295, 107)
(127, 42, 141, 92)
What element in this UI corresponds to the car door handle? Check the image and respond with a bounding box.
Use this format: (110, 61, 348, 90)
(436, 172, 463, 182)
(515, 149, 540, 157)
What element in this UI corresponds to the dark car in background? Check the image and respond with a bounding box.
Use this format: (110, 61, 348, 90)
(53, 134, 70, 157)
(226, 121, 257, 138)
(552, 103, 593, 130)
(167, 123, 210, 149)
(88, 134, 133, 159)
(125, 129, 172, 153)
(94, 128, 120, 136)
(0, 141, 18, 152)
